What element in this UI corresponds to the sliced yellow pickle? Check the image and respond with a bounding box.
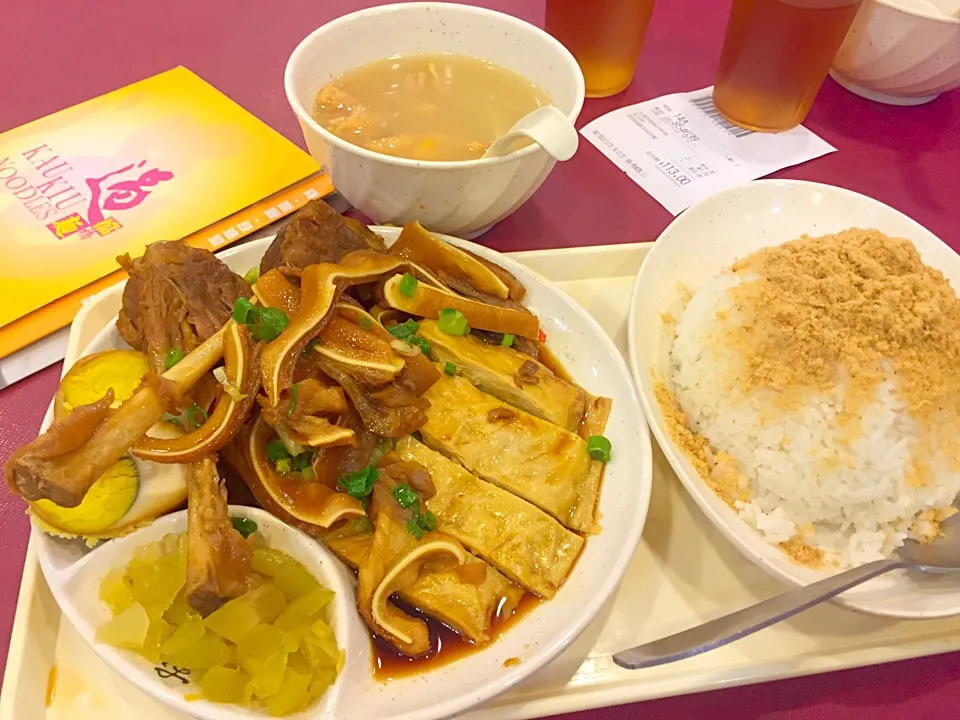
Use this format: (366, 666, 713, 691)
(97, 532, 342, 716)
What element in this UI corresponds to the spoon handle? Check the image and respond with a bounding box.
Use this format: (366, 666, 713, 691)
(613, 558, 905, 670)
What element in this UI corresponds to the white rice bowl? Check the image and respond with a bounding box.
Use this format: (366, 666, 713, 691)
(668, 270, 960, 570)
(629, 180, 960, 618)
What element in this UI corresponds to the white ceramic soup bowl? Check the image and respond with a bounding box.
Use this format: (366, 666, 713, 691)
(830, 0, 960, 105)
(284, 2, 585, 238)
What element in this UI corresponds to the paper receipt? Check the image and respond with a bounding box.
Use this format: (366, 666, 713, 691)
(580, 87, 837, 215)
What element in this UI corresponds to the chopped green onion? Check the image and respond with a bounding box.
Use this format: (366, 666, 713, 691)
(164, 348, 185, 370)
(501, 334, 515, 348)
(353, 516, 374, 534)
(409, 335, 431, 356)
(265, 439, 291, 463)
(587, 435, 612, 463)
(443, 362, 456, 376)
(399, 272, 418, 297)
(186, 404, 207, 429)
(244, 267, 260, 285)
(437, 308, 470, 336)
(387, 319, 419, 340)
(300, 466, 316, 480)
(358, 316, 373, 332)
(275, 458, 293, 474)
(406, 519, 423, 540)
(338, 465, 379, 499)
(293, 451, 313, 472)
(419, 510, 437, 532)
(392, 483, 419, 510)
(369, 437, 395, 467)
(230, 517, 258, 539)
(286, 383, 300, 418)
(303, 337, 323, 355)
(232, 297, 256, 324)
(256, 307, 289, 342)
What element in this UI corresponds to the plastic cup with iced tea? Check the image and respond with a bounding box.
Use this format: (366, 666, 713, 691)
(545, 0, 656, 98)
(713, 0, 864, 132)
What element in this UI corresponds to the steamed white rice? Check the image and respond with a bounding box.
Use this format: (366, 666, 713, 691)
(669, 271, 960, 569)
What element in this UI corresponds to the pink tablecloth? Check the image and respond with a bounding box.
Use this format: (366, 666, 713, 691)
(2, 1, 960, 718)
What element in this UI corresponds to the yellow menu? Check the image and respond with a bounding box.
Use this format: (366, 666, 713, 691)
(0, 66, 321, 340)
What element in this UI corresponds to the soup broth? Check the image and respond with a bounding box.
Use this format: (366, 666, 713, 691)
(313, 53, 551, 161)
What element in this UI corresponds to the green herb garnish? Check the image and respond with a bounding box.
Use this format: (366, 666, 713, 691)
(265, 439, 291, 463)
(244, 267, 260, 285)
(286, 383, 300, 418)
(338, 465, 379, 499)
(399, 272, 418, 297)
(587, 435, 612, 463)
(409, 335, 431, 356)
(392, 483, 419, 510)
(419, 510, 437, 532)
(353, 516, 374, 534)
(256, 307, 289, 342)
(358, 316, 373, 332)
(406, 519, 423, 540)
(232, 297, 256, 324)
(443, 361, 456, 376)
(275, 458, 293, 474)
(232, 298, 289, 342)
(164, 348, 185, 370)
(387, 319, 419, 340)
(501, 334, 515, 348)
(437, 308, 470, 336)
(293, 451, 313, 472)
(230, 516, 258, 539)
(186, 404, 207, 429)
(303, 337, 323, 355)
(301, 466, 316, 481)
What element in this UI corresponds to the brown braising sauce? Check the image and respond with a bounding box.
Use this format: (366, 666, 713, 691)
(374, 593, 541, 680)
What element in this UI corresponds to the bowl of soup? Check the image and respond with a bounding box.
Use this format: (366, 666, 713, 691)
(284, 2, 585, 237)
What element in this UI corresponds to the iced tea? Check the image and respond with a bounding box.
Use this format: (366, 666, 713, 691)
(545, 0, 656, 98)
(713, 0, 863, 132)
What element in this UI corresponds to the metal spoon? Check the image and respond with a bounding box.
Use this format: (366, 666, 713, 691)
(482, 105, 579, 161)
(613, 510, 960, 670)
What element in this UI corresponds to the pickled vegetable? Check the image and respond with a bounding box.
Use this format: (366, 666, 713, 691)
(97, 602, 149, 649)
(98, 532, 341, 715)
(252, 547, 319, 600)
(199, 666, 248, 704)
(204, 593, 260, 644)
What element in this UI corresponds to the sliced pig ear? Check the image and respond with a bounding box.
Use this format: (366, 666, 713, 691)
(381, 274, 540, 339)
(390, 221, 523, 301)
(356, 504, 468, 656)
(253, 268, 302, 316)
(133, 323, 261, 464)
(260, 250, 412, 407)
(245, 413, 365, 528)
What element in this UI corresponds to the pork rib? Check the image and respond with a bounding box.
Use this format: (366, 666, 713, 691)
(185, 456, 252, 616)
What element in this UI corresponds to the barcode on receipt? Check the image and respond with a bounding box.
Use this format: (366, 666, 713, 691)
(689, 93, 754, 139)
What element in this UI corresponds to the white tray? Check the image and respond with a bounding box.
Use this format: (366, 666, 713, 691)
(5, 242, 960, 720)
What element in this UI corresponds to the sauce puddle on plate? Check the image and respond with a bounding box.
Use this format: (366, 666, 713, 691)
(374, 593, 541, 679)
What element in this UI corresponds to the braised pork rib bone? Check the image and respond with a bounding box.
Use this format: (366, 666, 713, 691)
(185, 455, 252, 616)
(5, 326, 227, 507)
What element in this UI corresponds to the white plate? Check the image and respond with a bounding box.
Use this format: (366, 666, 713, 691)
(34, 228, 652, 720)
(628, 179, 960, 619)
